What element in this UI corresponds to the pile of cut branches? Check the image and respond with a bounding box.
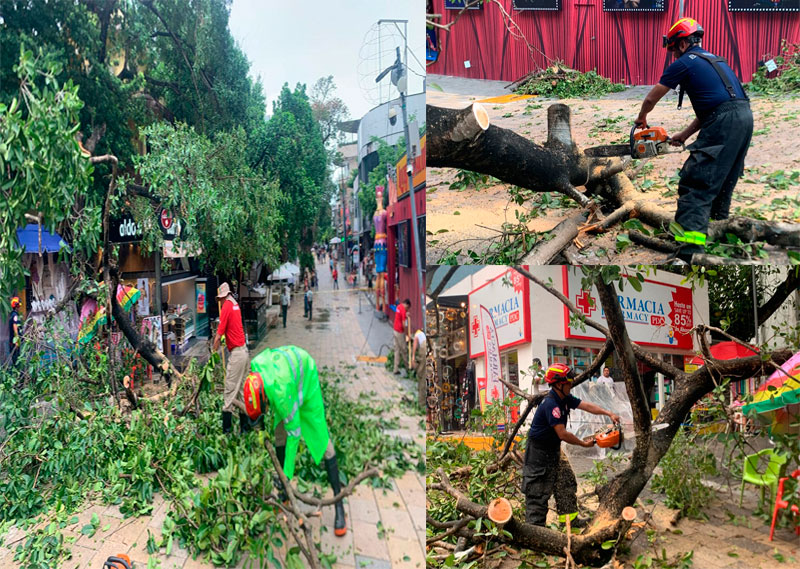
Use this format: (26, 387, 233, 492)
(514, 64, 627, 99)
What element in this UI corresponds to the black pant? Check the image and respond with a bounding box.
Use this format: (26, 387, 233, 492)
(307, 302, 312, 320)
(281, 305, 288, 327)
(675, 100, 753, 255)
(522, 440, 578, 526)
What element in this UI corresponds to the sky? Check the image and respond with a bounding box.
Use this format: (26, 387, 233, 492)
(228, 0, 426, 123)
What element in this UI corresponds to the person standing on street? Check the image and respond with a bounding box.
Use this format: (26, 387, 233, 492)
(303, 285, 309, 318)
(524, 364, 620, 528)
(393, 299, 411, 376)
(305, 287, 313, 321)
(332, 267, 339, 290)
(212, 282, 250, 435)
(635, 18, 752, 262)
(597, 367, 614, 385)
(8, 296, 22, 367)
(412, 328, 427, 405)
(280, 287, 290, 328)
(243, 345, 348, 536)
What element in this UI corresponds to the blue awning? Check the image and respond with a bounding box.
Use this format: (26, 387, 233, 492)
(16, 224, 71, 254)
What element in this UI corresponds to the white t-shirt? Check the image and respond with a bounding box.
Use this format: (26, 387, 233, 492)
(414, 330, 426, 349)
(597, 375, 614, 385)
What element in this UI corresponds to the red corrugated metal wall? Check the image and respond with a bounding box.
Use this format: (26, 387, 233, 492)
(429, 0, 800, 85)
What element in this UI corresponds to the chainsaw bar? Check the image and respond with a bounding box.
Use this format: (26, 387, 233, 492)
(583, 145, 633, 158)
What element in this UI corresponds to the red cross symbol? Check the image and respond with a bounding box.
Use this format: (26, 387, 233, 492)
(576, 290, 596, 317)
(472, 315, 480, 337)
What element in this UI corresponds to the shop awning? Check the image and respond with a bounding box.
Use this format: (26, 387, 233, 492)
(16, 224, 71, 254)
(689, 341, 759, 366)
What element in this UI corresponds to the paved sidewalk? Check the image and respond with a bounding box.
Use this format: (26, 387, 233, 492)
(0, 259, 425, 569)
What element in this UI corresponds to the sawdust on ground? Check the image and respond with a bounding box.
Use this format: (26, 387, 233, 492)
(427, 88, 800, 264)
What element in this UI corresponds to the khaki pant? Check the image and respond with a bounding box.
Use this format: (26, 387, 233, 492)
(223, 345, 250, 412)
(275, 421, 336, 459)
(393, 330, 408, 373)
(415, 344, 427, 408)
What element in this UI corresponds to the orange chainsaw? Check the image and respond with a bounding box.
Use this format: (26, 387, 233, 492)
(584, 125, 685, 159)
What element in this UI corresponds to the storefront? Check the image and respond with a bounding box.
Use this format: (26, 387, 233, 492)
(468, 266, 710, 417)
(386, 135, 426, 331)
(426, 295, 471, 432)
(113, 210, 208, 364)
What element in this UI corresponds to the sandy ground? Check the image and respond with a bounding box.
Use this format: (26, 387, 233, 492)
(427, 86, 800, 264)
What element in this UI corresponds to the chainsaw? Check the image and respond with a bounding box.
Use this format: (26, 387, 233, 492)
(584, 125, 685, 159)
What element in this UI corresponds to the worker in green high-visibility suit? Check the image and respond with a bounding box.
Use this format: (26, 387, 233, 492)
(243, 345, 347, 536)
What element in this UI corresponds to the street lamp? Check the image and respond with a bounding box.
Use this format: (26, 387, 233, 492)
(376, 43, 425, 331)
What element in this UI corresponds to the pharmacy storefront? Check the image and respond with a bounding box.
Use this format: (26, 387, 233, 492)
(469, 266, 709, 415)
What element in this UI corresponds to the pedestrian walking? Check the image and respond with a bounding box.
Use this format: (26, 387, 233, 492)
(243, 345, 348, 536)
(329, 258, 334, 273)
(332, 267, 339, 290)
(303, 285, 309, 318)
(8, 296, 22, 367)
(312, 271, 318, 291)
(281, 287, 290, 328)
(212, 282, 250, 435)
(635, 18, 752, 262)
(393, 299, 410, 376)
(523, 364, 620, 527)
(305, 288, 313, 321)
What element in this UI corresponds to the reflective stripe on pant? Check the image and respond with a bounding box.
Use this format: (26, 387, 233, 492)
(674, 100, 753, 254)
(393, 330, 407, 373)
(223, 345, 250, 412)
(275, 421, 336, 460)
(522, 442, 578, 526)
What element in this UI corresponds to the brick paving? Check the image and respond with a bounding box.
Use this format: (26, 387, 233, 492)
(0, 259, 425, 569)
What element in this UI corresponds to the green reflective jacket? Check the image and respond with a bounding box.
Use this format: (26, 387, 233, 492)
(250, 346, 330, 480)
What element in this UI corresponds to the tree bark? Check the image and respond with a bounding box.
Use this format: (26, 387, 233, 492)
(523, 210, 588, 265)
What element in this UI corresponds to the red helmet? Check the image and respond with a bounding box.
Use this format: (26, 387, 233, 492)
(663, 18, 704, 51)
(243, 372, 266, 420)
(545, 363, 574, 384)
(10, 297, 20, 309)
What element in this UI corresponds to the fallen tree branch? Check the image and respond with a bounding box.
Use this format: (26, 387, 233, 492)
(523, 210, 588, 265)
(293, 466, 380, 507)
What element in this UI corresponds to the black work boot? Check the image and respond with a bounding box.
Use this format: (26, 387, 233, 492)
(239, 413, 252, 434)
(273, 445, 288, 502)
(222, 411, 233, 434)
(324, 454, 347, 536)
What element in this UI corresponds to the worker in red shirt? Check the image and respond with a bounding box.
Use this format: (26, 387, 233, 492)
(393, 298, 410, 376)
(212, 282, 250, 434)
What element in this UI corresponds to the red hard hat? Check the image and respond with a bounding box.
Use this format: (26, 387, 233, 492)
(545, 363, 574, 384)
(10, 296, 20, 308)
(243, 372, 266, 421)
(663, 18, 704, 51)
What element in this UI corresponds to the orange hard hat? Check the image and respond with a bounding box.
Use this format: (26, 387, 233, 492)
(10, 296, 20, 308)
(244, 372, 266, 421)
(545, 363, 574, 384)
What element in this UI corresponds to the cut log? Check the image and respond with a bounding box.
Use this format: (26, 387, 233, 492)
(428, 104, 598, 208)
(523, 210, 588, 265)
(622, 506, 637, 522)
(487, 497, 513, 528)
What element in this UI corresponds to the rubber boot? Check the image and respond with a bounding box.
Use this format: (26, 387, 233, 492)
(274, 445, 288, 502)
(222, 411, 232, 435)
(325, 455, 347, 536)
(239, 412, 252, 434)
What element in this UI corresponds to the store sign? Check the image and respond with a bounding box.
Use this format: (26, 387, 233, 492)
(110, 213, 143, 243)
(469, 268, 531, 357)
(563, 268, 693, 350)
(159, 208, 182, 241)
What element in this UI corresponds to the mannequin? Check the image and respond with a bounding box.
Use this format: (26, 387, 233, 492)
(373, 186, 388, 311)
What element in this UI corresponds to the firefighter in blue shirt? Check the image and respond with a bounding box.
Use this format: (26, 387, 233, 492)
(523, 364, 620, 527)
(635, 18, 753, 262)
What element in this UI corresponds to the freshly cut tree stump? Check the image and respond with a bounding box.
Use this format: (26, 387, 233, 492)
(488, 497, 513, 528)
